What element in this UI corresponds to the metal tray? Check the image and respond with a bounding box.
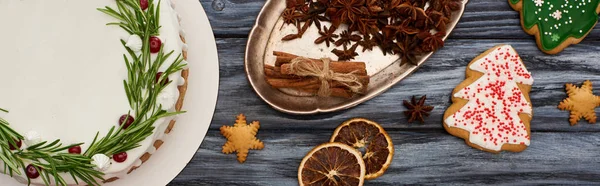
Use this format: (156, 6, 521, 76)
(245, 0, 468, 115)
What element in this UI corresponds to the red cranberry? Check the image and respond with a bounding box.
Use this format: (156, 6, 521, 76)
(113, 152, 128, 163)
(68, 146, 82, 154)
(25, 164, 40, 179)
(119, 114, 135, 130)
(140, 0, 149, 10)
(149, 36, 162, 53)
(9, 139, 22, 150)
(155, 72, 170, 86)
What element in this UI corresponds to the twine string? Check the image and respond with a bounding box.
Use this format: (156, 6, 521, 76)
(288, 57, 363, 97)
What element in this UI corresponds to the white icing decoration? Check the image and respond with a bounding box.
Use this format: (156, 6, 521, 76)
(444, 45, 533, 151)
(551, 10, 562, 20)
(534, 0, 544, 7)
(125, 34, 143, 52)
(24, 131, 42, 146)
(179, 29, 187, 37)
(181, 60, 189, 69)
(91, 154, 111, 171)
(157, 84, 179, 110)
(182, 43, 189, 51)
(178, 77, 186, 86)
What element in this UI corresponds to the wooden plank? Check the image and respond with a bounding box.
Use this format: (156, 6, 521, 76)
(170, 130, 600, 185)
(199, 0, 600, 39)
(209, 38, 600, 131)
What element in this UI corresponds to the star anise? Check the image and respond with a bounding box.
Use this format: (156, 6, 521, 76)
(281, 8, 301, 25)
(358, 34, 377, 52)
(286, 0, 305, 9)
(328, 0, 366, 26)
(332, 44, 359, 61)
(413, 7, 432, 30)
(365, 0, 384, 14)
(417, 31, 445, 52)
(386, 19, 419, 35)
(394, 35, 420, 65)
(431, 0, 462, 17)
(427, 10, 450, 31)
(352, 18, 378, 35)
(335, 30, 362, 47)
(374, 27, 398, 55)
(394, 2, 419, 20)
(315, 25, 339, 47)
(299, 1, 330, 31)
(403, 95, 434, 123)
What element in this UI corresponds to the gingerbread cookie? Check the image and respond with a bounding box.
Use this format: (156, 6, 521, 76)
(443, 45, 534, 153)
(558, 80, 600, 125)
(509, 0, 600, 54)
(220, 114, 265, 163)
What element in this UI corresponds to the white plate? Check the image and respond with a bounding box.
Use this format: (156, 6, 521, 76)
(0, 0, 219, 185)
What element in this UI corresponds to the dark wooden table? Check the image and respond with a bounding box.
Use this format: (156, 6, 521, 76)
(169, 0, 600, 185)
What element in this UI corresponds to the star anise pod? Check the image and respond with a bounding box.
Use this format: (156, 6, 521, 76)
(328, 0, 366, 25)
(335, 30, 362, 47)
(394, 35, 420, 65)
(413, 7, 432, 30)
(417, 31, 445, 52)
(387, 19, 419, 36)
(427, 10, 450, 31)
(358, 34, 377, 52)
(286, 0, 305, 9)
(315, 25, 339, 47)
(281, 8, 301, 25)
(403, 95, 434, 123)
(374, 27, 398, 55)
(299, 1, 330, 31)
(365, 0, 384, 14)
(394, 2, 419, 20)
(431, 0, 462, 17)
(332, 43, 359, 61)
(352, 18, 378, 35)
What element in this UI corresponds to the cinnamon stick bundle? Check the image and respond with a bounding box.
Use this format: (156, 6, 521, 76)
(263, 51, 370, 99)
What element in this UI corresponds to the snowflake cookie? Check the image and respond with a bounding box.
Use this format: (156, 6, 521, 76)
(220, 114, 265, 163)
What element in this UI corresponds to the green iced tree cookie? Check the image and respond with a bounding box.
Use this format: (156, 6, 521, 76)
(510, 0, 600, 53)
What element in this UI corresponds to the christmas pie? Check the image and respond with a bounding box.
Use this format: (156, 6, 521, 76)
(0, 0, 188, 185)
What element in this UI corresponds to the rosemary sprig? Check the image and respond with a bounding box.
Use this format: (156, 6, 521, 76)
(0, 0, 187, 185)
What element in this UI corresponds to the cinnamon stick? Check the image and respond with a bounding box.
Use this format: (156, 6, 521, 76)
(273, 51, 366, 67)
(264, 65, 296, 79)
(280, 62, 367, 75)
(266, 78, 320, 88)
(298, 87, 353, 99)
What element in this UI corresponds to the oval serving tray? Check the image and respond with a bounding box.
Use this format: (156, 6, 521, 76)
(245, 0, 468, 115)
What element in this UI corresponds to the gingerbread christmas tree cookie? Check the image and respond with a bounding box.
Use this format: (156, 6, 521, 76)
(558, 80, 600, 125)
(220, 114, 265, 163)
(509, 0, 600, 54)
(443, 45, 534, 153)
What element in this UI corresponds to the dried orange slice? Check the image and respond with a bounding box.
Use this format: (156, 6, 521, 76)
(330, 118, 394, 180)
(298, 142, 366, 186)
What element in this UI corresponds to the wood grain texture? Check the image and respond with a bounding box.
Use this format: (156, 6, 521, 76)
(168, 0, 600, 185)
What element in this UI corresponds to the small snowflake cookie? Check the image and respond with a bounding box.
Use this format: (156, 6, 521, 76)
(443, 45, 534, 153)
(220, 114, 265, 163)
(509, 0, 600, 54)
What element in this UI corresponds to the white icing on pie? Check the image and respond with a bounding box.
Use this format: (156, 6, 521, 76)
(0, 0, 185, 184)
